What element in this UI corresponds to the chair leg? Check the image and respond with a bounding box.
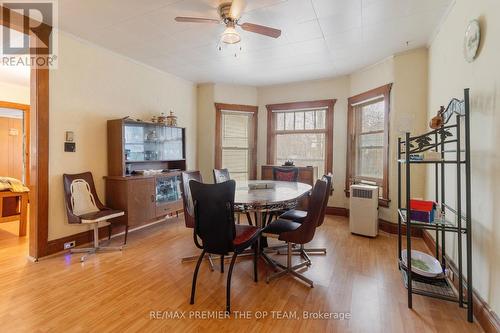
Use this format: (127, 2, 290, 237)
(108, 224, 112, 240)
(226, 252, 238, 313)
(124, 225, 129, 245)
(221, 255, 224, 273)
(266, 242, 313, 288)
(207, 253, 215, 271)
(245, 212, 253, 226)
(266, 212, 274, 226)
(253, 242, 258, 282)
(190, 250, 206, 305)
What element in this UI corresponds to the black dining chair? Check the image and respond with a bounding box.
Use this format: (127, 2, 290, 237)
(278, 174, 332, 264)
(213, 168, 254, 226)
(262, 178, 329, 287)
(180, 171, 216, 271)
(189, 180, 261, 313)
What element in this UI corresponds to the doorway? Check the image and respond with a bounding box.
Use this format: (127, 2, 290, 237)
(0, 67, 31, 253)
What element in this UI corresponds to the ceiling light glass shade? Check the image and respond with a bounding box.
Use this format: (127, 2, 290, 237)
(221, 26, 241, 44)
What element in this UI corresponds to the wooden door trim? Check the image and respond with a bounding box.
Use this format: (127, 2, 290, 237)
(0, 101, 30, 185)
(214, 103, 259, 180)
(1, 6, 50, 259)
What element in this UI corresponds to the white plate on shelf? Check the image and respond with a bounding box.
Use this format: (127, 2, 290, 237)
(401, 250, 443, 278)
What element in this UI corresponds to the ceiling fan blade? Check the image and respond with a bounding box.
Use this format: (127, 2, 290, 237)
(174, 17, 221, 24)
(229, 0, 247, 20)
(240, 22, 281, 38)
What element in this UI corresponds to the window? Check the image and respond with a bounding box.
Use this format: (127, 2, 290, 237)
(215, 103, 258, 181)
(346, 84, 392, 206)
(266, 100, 335, 177)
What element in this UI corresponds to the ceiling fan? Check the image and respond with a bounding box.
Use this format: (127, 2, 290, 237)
(174, 0, 281, 45)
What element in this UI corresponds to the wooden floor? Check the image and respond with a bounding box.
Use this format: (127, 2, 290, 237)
(0, 215, 483, 333)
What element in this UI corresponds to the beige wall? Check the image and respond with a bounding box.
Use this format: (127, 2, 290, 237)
(390, 49, 429, 221)
(426, 0, 500, 315)
(0, 81, 29, 105)
(48, 32, 197, 240)
(196, 83, 215, 181)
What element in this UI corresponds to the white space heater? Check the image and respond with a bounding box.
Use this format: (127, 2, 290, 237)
(349, 184, 379, 237)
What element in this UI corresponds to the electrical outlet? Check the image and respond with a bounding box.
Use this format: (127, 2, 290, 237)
(64, 241, 76, 250)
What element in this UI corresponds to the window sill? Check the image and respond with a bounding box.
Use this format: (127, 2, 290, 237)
(344, 189, 390, 207)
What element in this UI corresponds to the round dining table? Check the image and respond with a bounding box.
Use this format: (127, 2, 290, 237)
(234, 180, 312, 229)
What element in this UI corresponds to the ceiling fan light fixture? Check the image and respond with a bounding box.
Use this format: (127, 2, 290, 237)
(221, 26, 241, 44)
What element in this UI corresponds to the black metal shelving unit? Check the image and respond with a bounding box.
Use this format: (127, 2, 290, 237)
(397, 88, 473, 323)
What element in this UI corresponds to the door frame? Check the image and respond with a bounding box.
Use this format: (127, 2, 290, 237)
(0, 101, 30, 184)
(1, 6, 50, 260)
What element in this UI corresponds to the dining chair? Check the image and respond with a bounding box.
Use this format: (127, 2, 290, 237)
(213, 168, 254, 226)
(272, 166, 299, 182)
(278, 174, 332, 264)
(180, 171, 216, 271)
(213, 168, 230, 183)
(262, 178, 328, 287)
(264, 166, 300, 225)
(189, 180, 260, 313)
(63, 172, 127, 262)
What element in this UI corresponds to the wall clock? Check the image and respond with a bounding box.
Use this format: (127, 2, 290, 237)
(464, 19, 481, 63)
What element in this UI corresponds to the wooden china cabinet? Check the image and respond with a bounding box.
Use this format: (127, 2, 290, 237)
(105, 118, 186, 228)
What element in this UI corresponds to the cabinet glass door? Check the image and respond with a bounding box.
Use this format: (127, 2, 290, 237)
(156, 175, 181, 204)
(124, 123, 184, 162)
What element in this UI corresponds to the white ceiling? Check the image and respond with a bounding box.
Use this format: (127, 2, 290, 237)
(57, 0, 452, 86)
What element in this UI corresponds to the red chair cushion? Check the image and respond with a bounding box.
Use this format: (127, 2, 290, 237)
(274, 171, 297, 182)
(233, 225, 260, 247)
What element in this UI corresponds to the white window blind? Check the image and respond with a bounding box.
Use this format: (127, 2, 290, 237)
(221, 111, 253, 181)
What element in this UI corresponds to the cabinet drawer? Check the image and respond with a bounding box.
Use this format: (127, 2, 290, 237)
(156, 200, 183, 217)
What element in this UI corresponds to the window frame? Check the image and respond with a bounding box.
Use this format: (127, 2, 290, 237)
(345, 84, 392, 207)
(215, 103, 258, 180)
(266, 100, 336, 176)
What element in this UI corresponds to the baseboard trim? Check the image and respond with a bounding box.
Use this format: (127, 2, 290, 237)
(326, 207, 423, 238)
(45, 216, 175, 256)
(379, 219, 423, 237)
(325, 206, 349, 217)
(423, 230, 500, 333)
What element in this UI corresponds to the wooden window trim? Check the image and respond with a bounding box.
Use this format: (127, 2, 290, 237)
(215, 103, 259, 180)
(345, 84, 392, 207)
(266, 99, 336, 175)
(1, 5, 50, 259)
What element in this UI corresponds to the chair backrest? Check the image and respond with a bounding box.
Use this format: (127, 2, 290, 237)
(272, 167, 299, 182)
(317, 174, 332, 227)
(63, 172, 104, 224)
(213, 168, 230, 184)
(279, 178, 328, 245)
(189, 180, 236, 255)
(181, 171, 203, 229)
